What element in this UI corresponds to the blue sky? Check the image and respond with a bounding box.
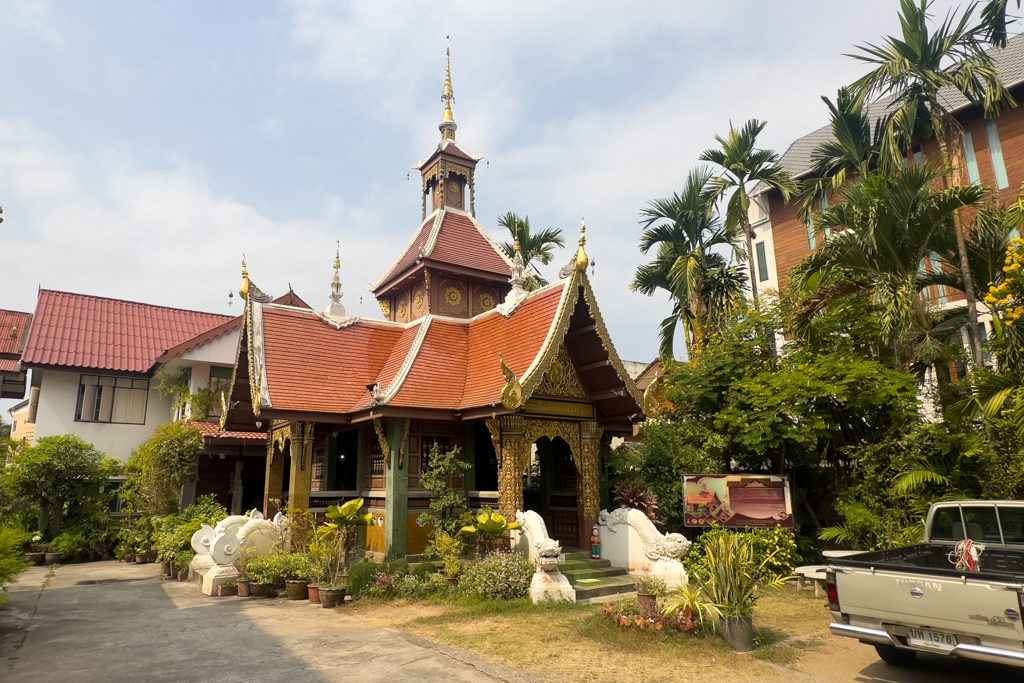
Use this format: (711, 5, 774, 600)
(0, 0, 979, 402)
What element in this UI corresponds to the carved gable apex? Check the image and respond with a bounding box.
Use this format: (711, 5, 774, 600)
(534, 343, 585, 399)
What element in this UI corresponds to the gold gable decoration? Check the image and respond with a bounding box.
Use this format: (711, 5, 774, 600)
(499, 354, 524, 409)
(534, 343, 585, 398)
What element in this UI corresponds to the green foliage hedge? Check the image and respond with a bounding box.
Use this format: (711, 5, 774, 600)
(459, 551, 533, 601)
(0, 528, 30, 605)
(684, 526, 799, 583)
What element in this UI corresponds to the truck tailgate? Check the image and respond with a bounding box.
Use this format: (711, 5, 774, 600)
(836, 567, 1024, 641)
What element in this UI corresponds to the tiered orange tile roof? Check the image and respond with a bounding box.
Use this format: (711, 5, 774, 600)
(371, 209, 513, 293)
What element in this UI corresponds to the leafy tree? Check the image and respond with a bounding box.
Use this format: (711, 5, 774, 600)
(0, 418, 10, 442)
(791, 164, 984, 376)
(122, 422, 203, 516)
(631, 167, 747, 358)
(497, 212, 565, 289)
(850, 0, 1016, 364)
(1, 435, 118, 538)
(0, 528, 30, 606)
(417, 443, 472, 557)
(700, 119, 798, 306)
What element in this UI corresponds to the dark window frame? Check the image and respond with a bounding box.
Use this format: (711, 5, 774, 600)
(74, 374, 150, 425)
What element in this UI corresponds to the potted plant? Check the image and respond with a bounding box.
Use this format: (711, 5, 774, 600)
(662, 583, 722, 633)
(235, 547, 254, 597)
(696, 532, 786, 651)
(45, 550, 62, 565)
(634, 575, 668, 621)
(284, 554, 311, 600)
(314, 498, 373, 608)
(174, 550, 194, 581)
(306, 538, 333, 604)
(245, 553, 281, 598)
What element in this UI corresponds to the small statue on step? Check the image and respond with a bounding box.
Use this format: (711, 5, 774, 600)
(591, 524, 601, 559)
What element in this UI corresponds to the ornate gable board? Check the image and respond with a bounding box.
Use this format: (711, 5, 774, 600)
(580, 274, 645, 408)
(372, 315, 433, 405)
(220, 310, 250, 429)
(247, 299, 272, 415)
(533, 343, 585, 398)
(419, 207, 446, 259)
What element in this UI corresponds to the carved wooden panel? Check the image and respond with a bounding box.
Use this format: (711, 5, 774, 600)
(366, 424, 385, 491)
(437, 277, 468, 317)
(411, 282, 427, 320)
(395, 288, 411, 324)
(470, 282, 499, 316)
(444, 174, 464, 210)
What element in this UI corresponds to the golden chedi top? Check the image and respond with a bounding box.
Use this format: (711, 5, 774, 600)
(239, 255, 250, 301)
(439, 36, 457, 140)
(575, 217, 589, 272)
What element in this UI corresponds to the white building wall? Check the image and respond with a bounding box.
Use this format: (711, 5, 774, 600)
(32, 369, 174, 462)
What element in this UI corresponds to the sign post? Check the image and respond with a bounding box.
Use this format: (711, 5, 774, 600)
(682, 474, 793, 528)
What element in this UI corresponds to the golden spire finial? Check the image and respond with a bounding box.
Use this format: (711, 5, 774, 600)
(439, 35, 457, 140)
(333, 240, 341, 271)
(240, 254, 250, 301)
(575, 217, 589, 271)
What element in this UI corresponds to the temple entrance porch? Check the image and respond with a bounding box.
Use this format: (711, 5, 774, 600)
(523, 437, 579, 548)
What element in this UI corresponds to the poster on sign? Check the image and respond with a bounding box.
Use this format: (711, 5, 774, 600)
(682, 474, 793, 528)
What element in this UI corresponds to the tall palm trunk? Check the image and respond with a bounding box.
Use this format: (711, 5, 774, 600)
(934, 110, 985, 367)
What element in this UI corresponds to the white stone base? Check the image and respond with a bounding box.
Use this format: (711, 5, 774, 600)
(530, 570, 576, 603)
(651, 558, 687, 589)
(190, 554, 215, 580)
(201, 564, 240, 596)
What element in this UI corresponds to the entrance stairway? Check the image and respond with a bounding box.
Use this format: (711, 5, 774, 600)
(558, 551, 637, 603)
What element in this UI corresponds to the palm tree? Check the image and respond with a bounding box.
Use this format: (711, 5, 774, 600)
(799, 87, 891, 221)
(791, 164, 985, 367)
(849, 0, 1016, 365)
(497, 212, 564, 290)
(980, 0, 1021, 47)
(700, 120, 797, 307)
(631, 168, 747, 358)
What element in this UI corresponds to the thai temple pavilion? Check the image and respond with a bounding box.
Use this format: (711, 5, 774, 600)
(221, 48, 650, 560)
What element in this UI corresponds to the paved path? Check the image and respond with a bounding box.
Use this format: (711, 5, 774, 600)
(0, 561, 527, 683)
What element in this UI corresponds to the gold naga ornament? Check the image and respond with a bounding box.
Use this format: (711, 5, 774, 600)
(499, 353, 524, 409)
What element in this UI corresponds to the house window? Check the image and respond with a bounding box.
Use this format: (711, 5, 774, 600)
(912, 146, 923, 166)
(421, 436, 452, 474)
(755, 242, 769, 282)
(985, 118, 1009, 189)
(210, 366, 233, 380)
(963, 127, 981, 184)
(75, 375, 149, 424)
(929, 253, 948, 305)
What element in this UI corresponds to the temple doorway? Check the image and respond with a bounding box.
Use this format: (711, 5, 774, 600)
(523, 436, 579, 548)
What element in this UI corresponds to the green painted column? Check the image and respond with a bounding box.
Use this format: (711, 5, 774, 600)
(463, 422, 476, 493)
(384, 418, 410, 560)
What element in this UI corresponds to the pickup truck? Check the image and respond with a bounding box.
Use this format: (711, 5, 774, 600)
(827, 500, 1024, 669)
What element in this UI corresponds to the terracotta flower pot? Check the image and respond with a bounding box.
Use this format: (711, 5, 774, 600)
(44, 552, 62, 565)
(319, 587, 347, 608)
(123, 553, 134, 563)
(445, 576, 459, 588)
(237, 580, 253, 597)
(251, 583, 275, 599)
(161, 562, 171, 576)
(637, 593, 659, 621)
(25, 552, 45, 566)
(135, 552, 148, 564)
(308, 585, 320, 604)
(285, 580, 309, 601)
(719, 615, 754, 652)
(177, 571, 188, 582)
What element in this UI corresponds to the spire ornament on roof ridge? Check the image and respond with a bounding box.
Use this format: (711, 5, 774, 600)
(575, 217, 589, 272)
(240, 255, 250, 301)
(439, 35, 457, 141)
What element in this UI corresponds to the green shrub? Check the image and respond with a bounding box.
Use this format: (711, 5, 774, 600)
(685, 526, 798, 583)
(459, 551, 532, 600)
(173, 549, 195, 572)
(245, 553, 308, 585)
(413, 562, 439, 578)
(347, 558, 378, 598)
(0, 528, 31, 605)
(384, 558, 409, 576)
(634, 575, 668, 597)
(50, 531, 88, 563)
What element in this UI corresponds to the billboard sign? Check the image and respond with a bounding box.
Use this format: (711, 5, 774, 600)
(683, 474, 793, 528)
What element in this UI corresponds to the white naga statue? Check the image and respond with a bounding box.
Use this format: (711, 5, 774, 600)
(514, 510, 575, 603)
(598, 507, 691, 588)
(191, 509, 289, 595)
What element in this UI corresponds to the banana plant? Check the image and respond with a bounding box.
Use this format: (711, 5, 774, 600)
(459, 509, 521, 554)
(318, 498, 373, 576)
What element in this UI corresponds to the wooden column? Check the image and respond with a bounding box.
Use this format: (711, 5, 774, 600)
(384, 418, 410, 559)
(263, 436, 284, 518)
(287, 423, 314, 511)
(579, 421, 604, 550)
(497, 415, 526, 519)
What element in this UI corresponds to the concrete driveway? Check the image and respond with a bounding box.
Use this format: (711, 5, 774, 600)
(0, 561, 528, 683)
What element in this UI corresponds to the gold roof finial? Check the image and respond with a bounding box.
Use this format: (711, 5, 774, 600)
(439, 35, 457, 140)
(333, 240, 341, 271)
(575, 217, 589, 272)
(239, 255, 250, 301)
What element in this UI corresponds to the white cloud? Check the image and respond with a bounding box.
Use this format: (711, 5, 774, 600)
(1, 0, 62, 46)
(0, 119, 395, 321)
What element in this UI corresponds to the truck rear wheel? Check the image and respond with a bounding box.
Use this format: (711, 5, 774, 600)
(874, 644, 917, 667)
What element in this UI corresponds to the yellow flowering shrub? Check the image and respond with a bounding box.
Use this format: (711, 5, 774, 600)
(986, 237, 1024, 325)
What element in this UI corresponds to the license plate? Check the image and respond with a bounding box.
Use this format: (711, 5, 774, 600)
(907, 628, 955, 651)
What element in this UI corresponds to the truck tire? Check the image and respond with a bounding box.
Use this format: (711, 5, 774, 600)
(874, 644, 917, 667)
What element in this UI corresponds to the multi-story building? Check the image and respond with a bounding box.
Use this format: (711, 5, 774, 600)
(6, 398, 34, 445)
(752, 33, 1024, 322)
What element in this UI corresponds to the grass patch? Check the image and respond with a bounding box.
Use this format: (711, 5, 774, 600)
(347, 584, 832, 683)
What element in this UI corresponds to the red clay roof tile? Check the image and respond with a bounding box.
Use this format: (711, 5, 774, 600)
(191, 420, 266, 442)
(0, 310, 32, 358)
(22, 290, 233, 374)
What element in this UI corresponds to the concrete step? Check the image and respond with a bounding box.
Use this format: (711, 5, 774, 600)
(572, 575, 638, 602)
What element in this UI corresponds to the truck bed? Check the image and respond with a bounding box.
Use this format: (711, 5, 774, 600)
(830, 543, 1024, 582)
